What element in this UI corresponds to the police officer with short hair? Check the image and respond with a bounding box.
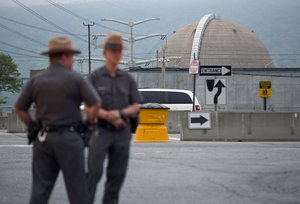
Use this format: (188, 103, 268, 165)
(87, 33, 141, 204)
(15, 37, 100, 204)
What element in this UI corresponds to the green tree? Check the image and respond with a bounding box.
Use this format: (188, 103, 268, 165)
(0, 53, 21, 106)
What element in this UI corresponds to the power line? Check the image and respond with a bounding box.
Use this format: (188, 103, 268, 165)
(45, 0, 126, 34)
(0, 49, 45, 58)
(45, 0, 94, 22)
(0, 40, 40, 55)
(11, 58, 48, 62)
(0, 22, 47, 47)
(0, 16, 87, 36)
(45, 0, 146, 36)
(12, 0, 88, 43)
(45, 0, 94, 24)
(100, 18, 164, 67)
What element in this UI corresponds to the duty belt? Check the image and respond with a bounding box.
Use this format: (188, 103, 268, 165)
(43, 124, 81, 132)
(97, 120, 116, 130)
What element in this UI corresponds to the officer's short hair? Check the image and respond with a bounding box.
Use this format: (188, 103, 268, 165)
(49, 53, 63, 60)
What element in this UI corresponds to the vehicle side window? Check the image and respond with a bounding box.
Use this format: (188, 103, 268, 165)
(140, 91, 167, 104)
(167, 92, 193, 104)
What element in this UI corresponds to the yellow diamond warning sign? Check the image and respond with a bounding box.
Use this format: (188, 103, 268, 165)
(259, 81, 272, 98)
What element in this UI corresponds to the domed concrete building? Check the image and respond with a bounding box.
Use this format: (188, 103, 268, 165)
(163, 14, 275, 68)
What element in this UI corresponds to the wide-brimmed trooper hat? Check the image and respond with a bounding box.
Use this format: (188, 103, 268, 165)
(99, 33, 128, 50)
(40, 37, 81, 55)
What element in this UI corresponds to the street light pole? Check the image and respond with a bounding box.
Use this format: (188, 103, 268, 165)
(162, 48, 166, 88)
(129, 22, 134, 67)
(101, 18, 160, 68)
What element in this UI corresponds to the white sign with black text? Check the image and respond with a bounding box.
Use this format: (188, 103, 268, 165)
(188, 112, 211, 129)
(205, 79, 226, 105)
(199, 65, 231, 76)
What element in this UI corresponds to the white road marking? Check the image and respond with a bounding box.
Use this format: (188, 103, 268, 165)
(0, 145, 31, 147)
(155, 151, 168, 154)
(133, 152, 146, 155)
(169, 137, 180, 141)
(0, 131, 26, 136)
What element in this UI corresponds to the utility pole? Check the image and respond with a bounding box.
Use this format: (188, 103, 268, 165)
(83, 22, 94, 73)
(101, 18, 162, 68)
(157, 36, 181, 89)
(156, 50, 159, 67)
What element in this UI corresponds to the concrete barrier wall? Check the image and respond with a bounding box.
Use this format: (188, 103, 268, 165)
(6, 108, 300, 141)
(6, 109, 87, 133)
(7, 111, 26, 133)
(166, 111, 182, 133)
(180, 111, 300, 141)
(0, 116, 8, 129)
(7, 109, 35, 133)
(6, 108, 181, 133)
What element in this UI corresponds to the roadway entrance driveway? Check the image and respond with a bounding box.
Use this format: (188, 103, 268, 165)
(1, 132, 299, 204)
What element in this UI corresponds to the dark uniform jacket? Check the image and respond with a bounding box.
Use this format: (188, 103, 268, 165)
(15, 64, 99, 126)
(88, 66, 141, 111)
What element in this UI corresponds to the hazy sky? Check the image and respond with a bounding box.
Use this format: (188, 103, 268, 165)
(1, 0, 299, 69)
(1, 0, 102, 7)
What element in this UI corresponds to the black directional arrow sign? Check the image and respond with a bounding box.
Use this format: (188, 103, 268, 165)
(205, 79, 226, 105)
(188, 112, 211, 129)
(191, 115, 208, 125)
(214, 80, 226, 104)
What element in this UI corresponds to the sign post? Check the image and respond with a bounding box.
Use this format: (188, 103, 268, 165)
(189, 54, 199, 111)
(259, 81, 272, 111)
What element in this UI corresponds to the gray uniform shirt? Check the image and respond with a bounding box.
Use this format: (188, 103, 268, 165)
(88, 66, 141, 111)
(15, 64, 100, 126)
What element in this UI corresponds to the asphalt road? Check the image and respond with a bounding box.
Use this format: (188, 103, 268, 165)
(0, 131, 300, 204)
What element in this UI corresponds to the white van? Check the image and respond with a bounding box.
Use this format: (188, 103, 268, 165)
(139, 88, 201, 111)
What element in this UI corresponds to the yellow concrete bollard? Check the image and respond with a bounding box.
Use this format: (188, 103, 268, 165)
(134, 103, 170, 142)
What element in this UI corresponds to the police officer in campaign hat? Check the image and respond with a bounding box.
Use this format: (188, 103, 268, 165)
(87, 33, 141, 204)
(15, 37, 100, 204)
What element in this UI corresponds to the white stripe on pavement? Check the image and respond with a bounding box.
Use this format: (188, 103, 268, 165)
(0, 145, 31, 147)
(133, 152, 146, 155)
(169, 137, 180, 141)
